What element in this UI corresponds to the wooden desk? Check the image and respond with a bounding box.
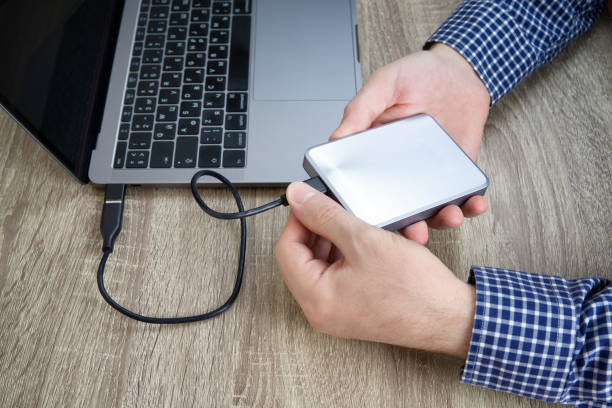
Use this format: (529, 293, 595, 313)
(1, 2, 610, 407)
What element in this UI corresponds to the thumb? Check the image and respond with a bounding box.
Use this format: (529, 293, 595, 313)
(286, 181, 365, 257)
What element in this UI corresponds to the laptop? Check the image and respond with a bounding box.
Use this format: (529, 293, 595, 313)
(0, 0, 361, 184)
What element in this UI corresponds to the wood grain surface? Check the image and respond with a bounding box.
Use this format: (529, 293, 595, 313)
(1, 1, 611, 407)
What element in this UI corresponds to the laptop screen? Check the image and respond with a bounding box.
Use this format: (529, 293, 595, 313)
(0, 0, 123, 182)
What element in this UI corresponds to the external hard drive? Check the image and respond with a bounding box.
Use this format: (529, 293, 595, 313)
(303, 114, 489, 231)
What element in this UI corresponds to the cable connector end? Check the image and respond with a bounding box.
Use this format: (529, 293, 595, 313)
(280, 176, 328, 206)
(101, 184, 126, 252)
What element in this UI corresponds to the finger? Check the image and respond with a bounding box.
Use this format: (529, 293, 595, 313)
(275, 212, 329, 295)
(460, 195, 488, 218)
(311, 235, 333, 261)
(285, 181, 367, 257)
(370, 104, 422, 128)
(328, 245, 344, 264)
(330, 66, 399, 140)
(426, 205, 464, 229)
(400, 221, 429, 245)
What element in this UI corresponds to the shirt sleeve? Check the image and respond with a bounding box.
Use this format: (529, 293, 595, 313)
(462, 266, 612, 407)
(424, 0, 606, 105)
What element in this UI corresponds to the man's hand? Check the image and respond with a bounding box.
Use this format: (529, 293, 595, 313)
(275, 182, 476, 359)
(331, 43, 491, 244)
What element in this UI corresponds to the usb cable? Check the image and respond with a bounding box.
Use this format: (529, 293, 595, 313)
(97, 170, 327, 324)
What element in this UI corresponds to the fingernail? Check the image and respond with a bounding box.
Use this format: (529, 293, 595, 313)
(289, 182, 316, 204)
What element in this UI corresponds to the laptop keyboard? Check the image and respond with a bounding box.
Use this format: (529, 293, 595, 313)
(113, 0, 251, 170)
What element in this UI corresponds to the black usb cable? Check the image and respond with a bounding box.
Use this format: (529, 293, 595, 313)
(97, 170, 327, 324)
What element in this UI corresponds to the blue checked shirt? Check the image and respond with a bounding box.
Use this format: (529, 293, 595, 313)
(424, 1, 611, 406)
(426, 0, 606, 105)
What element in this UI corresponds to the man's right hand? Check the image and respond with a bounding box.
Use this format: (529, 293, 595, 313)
(331, 43, 491, 244)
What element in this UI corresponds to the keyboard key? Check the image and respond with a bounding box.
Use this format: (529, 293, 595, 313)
(118, 124, 130, 140)
(193, 0, 211, 7)
(228, 16, 250, 91)
(114, 142, 127, 168)
(206, 60, 226, 75)
(205, 76, 225, 91)
(130, 57, 141, 72)
(138, 13, 148, 26)
(202, 109, 223, 126)
(163, 56, 184, 71)
(161, 72, 181, 87)
(124, 89, 135, 105)
(135, 97, 157, 113)
(184, 68, 204, 83)
(225, 114, 246, 130)
(178, 118, 200, 135)
(169, 12, 188, 25)
(150, 141, 174, 168)
(204, 92, 224, 108)
(136, 27, 146, 41)
(159, 88, 180, 104)
(127, 74, 138, 90)
(212, 2, 231, 14)
(171, 0, 189, 12)
(145, 35, 165, 48)
(224, 131, 246, 148)
(143, 49, 163, 63)
(148, 20, 167, 34)
(222, 150, 245, 167)
(208, 45, 227, 59)
(199, 145, 221, 167)
(140, 64, 161, 79)
(168, 26, 187, 40)
(133, 42, 144, 56)
(210, 30, 229, 44)
(129, 132, 152, 149)
(201, 127, 222, 144)
(126, 151, 150, 168)
(182, 84, 203, 100)
(189, 23, 209, 37)
(121, 106, 133, 122)
(154, 123, 177, 140)
(132, 114, 154, 131)
(137, 80, 159, 96)
(152, 0, 170, 5)
(226, 92, 247, 112)
(150, 6, 169, 19)
(191, 9, 209, 22)
(174, 137, 198, 167)
(211, 15, 229, 29)
(186, 52, 206, 67)
(188, 37, 207, 52)
(233, 0, 251, 14)
(165, 41, 186, 56)
(156, 105, 178, 121)
(180, 101, 201, 117)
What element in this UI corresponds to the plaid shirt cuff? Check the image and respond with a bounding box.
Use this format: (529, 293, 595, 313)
(463, 266, 612, 407)
(424, 0, 605, 105)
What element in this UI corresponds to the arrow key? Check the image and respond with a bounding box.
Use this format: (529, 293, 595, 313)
(150, 141, 174, 168)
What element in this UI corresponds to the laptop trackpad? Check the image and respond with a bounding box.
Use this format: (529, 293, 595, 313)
(253, 0, 356, 101)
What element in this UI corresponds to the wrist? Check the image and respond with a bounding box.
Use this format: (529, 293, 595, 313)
(415, 276, 476, 359)
(429, 42, 491, 108)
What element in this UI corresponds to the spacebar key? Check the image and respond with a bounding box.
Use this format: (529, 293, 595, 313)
(228, 15, 251, 91)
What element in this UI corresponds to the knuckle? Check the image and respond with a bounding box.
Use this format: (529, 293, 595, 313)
(351, 226, 380, 254)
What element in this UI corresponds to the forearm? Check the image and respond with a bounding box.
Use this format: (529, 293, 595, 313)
(425, 0, 607, 104)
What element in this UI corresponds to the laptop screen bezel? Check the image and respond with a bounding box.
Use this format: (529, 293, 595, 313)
(0, 0, 125, 183)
